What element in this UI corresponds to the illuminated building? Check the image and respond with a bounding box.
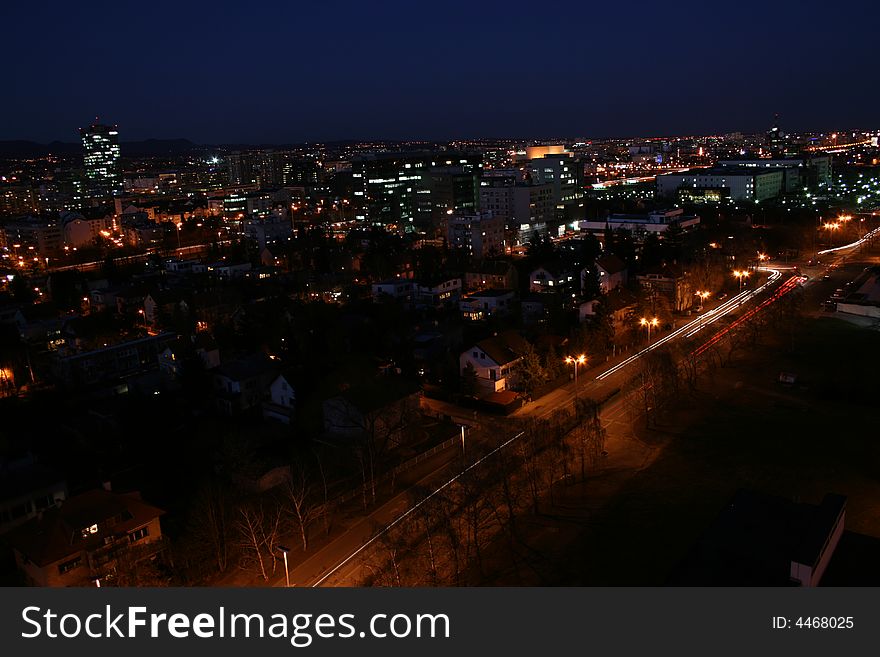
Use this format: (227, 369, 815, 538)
(526, 153, 584, 224)
(479, 175, 554, 245)
(717, 155, 832, 189)
(656, 168, 785, 202)
(351, 152, 482, 231)
(0, 215, 63, 260)
(443, 211, 505, 260)
(80, 122, 122, 198)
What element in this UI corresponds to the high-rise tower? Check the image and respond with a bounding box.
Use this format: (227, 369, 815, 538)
(80, 121, 122, 198)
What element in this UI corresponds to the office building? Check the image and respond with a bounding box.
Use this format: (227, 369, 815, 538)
(351, 152, 482, 231)
(526, 152, 584, 224)
(579, 208, 700, 239)
(717, 155, 832, 189)
(444, 211, 505, 260)
(656, 167, 785, 202)
(480, 175, 554, 245)
(80, 122, 122, 198)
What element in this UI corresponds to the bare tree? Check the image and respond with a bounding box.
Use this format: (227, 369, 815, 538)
(189, 478, 232, 573)
(284, 462, 320, 552)
(235, 502, 270, 582)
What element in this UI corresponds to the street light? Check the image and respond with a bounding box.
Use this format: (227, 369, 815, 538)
(757, 252, 768, 263)
(564, 353, 587, 399)
(639, 317, 659, 343)
(732, 269, 750, 292)
(694, 290, 710, 311)
(822, 221, 841, 246)
(460, 424, 466, 466)
(278, 545, 291, 587)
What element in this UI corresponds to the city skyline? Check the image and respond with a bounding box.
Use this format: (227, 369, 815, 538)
(2, 1, 879, 143)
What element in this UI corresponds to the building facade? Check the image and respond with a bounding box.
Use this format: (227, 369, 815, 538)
(80, 123, 122, 198)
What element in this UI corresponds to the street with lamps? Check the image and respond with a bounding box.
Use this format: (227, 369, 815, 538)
(639, 317, 659, 343)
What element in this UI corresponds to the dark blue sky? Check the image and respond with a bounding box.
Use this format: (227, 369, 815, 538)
(2, 0, 878, 143)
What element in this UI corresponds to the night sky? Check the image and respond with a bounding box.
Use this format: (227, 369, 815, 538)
(2, 0, 878, 144)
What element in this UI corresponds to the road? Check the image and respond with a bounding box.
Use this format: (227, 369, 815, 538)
(268, 224, 880, 588)
(308, 268, 799, 586)
(44, 241, 233, 273)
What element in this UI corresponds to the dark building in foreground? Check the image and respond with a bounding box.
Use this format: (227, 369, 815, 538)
(8, 488, 165, 587)
(668, 489, 846, 586)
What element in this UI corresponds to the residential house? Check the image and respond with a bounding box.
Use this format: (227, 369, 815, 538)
(262, 372, 296, 425)
(157, 333, 220, 378)
(163, 258, 205, 274)
(143, 290, 190, 327)
(52, 333, 176, 388)
(465, 260, 518, 292)
(595, 254, 628, 293)
(61, 209, 115, 248)
(529, 262, 577, 294)
(636, 262, 695, 312)
(580, 287, 639, 336)
(206, 261, 252, 280)
(459, 289, 516, 321)
(459, 331, 530, 395)
(8, 488, 165, 587)
(521, 294, 549, 326)
(212, 352, 277, 416)
(259, 246, 289, 270)
(414, 276, 462, 308)
(114, 285, 148, 319)
(322, 380, 421, 451)
(371, 278, 414, 302)
(191, 288, 244, 329)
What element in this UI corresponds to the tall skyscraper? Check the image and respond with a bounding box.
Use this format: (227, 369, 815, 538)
(80, 122, 122, 198)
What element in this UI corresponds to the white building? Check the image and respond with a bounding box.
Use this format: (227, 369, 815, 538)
(415, 277, 462, 307)
(579, 208, 700, 238)
(459, 289, 516, 321)
(263, 373, 296, 424)
(595, 254, 628, 293)
(656, 168, 785, 202)
(459, 331, 530, 394)
(372, 278, 414, 301)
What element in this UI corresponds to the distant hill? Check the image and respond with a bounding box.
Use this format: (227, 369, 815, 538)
(0, 138, 201, 158)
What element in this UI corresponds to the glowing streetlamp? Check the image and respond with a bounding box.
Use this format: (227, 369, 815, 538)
(564, 353, 587, 399)
(694, 290, 710, 310)
(757, 252, 768, 263)
(822, 221, 841, 246)
(639, 317, 659, 343)
(732, 269, 750, 292)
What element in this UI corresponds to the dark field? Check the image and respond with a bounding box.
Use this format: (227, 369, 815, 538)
(485, 315, 880, 585)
